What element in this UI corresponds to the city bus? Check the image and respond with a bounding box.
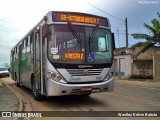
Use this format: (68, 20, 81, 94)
(10, 11, 115, 100)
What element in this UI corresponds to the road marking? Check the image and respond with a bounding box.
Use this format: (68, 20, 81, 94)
(115, 83, 160, 90)
(107, 92, 160, 107)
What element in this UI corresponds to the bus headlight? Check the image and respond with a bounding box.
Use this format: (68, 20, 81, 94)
(47, 71, 67, 83)
(104, 71, 114, 81)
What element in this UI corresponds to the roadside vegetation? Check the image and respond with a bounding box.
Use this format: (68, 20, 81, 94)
(131, 12, 160, 56)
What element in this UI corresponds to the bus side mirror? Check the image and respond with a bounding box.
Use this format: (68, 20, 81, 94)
(111, 33, 115, 50)
(42, 24, 50, 38)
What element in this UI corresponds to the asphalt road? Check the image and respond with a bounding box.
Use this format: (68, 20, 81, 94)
(0, 77, 160, 120)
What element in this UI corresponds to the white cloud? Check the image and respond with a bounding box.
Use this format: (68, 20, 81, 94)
(0, 0, 99, 65)
(0, 0, 159, 64)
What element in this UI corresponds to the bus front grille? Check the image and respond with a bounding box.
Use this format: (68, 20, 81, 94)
(66, 69, 103, 76)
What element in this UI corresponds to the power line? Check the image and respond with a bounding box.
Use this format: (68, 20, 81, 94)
(85, 1, 129, 48)
(86, 1, 125, 21)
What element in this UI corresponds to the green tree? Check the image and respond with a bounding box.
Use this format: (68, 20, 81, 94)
(131, 12, 160, 56)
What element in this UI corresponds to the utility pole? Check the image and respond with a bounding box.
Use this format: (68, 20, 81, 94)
(125, 18, 128, 48)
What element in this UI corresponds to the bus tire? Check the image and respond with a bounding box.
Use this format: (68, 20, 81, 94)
(31, 78, 45, 101)
(15, 73, 20, 87)
(33, 90, 45, 101)
(16, 81, 21, 87)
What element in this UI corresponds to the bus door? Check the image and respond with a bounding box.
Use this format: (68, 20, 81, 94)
(33, 29, 41, 93)
(33, 26, 45, 95)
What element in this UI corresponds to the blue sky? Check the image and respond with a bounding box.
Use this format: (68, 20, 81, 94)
(0, 0, 159, 65)
(92, 0, 160, 48)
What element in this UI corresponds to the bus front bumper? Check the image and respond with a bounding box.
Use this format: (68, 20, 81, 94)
(46, 77, 114, 96)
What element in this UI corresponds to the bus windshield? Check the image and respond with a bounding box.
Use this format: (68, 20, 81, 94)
(48, 24, 113, 64)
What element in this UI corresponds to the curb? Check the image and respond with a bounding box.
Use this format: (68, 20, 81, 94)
(0, 78, 32, 120)
(6, 84, 24, 111)
(0, 81, 24, 120)
(5, 84, 24, 120)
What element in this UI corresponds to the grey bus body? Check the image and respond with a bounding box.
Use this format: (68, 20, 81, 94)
(10, 11, 115, 100)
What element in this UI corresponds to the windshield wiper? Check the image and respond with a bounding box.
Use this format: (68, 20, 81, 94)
(88, 25, 99, 52)
(67, 22, 81, 43)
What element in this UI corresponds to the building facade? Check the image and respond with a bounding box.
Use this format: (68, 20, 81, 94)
(114, 47, 133, 78)
(114, 46, 160, 79)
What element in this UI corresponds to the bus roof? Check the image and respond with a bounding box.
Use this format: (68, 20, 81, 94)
(49, 11, 110, 27)
(11, 11, 111, 51)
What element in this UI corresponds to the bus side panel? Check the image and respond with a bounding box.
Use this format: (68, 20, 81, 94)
(19, 56, 33, 88)
(19, 38, 33, 89)
(10, 51, 14, 80)
(11, 50, 19, 82)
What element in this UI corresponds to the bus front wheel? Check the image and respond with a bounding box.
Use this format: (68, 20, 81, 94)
(15, 73, 20, 87)
(31, 78, 45, 101)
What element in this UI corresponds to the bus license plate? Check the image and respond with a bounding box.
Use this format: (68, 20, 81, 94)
(81, 87, 92, 92)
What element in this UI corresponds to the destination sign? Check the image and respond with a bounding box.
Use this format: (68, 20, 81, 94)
(60, 14, 100, 24)
(64, 53, 84, 60)
(52, 12, 109, 27)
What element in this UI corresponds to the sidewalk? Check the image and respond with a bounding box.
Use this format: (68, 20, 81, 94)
(0, 81, 19, 112)
(115, 79, 160, 89)
(0, 78, 31, 120)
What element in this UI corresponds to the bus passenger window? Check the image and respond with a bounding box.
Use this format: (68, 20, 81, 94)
(17, 46, 19, 53)
(22, 40, 26, 57)
(12, 50, 15, 61)
(30, 33, 33, 54)
(24, 39, 26, 48)
(26, 36, 30, 53)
